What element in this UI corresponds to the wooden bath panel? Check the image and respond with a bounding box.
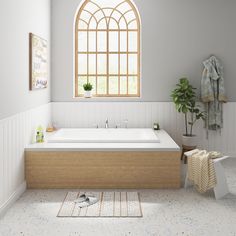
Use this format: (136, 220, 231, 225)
(25, 151, 181, 189)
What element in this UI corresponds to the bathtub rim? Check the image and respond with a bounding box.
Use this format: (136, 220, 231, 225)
(25, 129, 180, 152)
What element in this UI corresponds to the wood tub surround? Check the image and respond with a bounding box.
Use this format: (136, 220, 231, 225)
(25, 151, 181, 189)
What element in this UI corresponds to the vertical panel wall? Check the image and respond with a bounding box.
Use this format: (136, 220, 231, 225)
(52, 102, 236, 157)
(0, 103, 51, 216)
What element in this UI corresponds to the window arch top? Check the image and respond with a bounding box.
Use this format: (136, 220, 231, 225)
(77, 0, 139, 31)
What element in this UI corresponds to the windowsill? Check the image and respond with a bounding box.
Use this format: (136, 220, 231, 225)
(72, 96, 142, 102)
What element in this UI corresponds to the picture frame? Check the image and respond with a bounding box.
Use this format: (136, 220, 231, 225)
(29, 33, 48, 90)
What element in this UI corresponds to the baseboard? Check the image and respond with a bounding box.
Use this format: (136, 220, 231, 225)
(0, 181, 26, 218)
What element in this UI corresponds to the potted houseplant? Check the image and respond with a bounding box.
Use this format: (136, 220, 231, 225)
(83, 82, 93, 98)
(171, 78, 205, 147)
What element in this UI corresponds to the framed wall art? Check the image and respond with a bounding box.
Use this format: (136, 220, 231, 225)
(29, 33, 48, 90)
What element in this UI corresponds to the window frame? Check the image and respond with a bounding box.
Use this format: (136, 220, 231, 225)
(74, 0, 141, 98)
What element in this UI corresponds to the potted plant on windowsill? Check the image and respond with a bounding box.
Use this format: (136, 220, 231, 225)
(171, 78, 205, 147)
(83, 82, 93, 98)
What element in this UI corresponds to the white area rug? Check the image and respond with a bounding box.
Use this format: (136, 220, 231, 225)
(58, 191, 142, 217)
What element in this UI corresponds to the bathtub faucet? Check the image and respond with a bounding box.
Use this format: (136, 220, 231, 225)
(105, 118, 109, 129)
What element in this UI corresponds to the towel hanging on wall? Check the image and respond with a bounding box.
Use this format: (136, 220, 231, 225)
(201, 56, 227, 135)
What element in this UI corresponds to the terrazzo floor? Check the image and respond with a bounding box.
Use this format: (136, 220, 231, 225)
(0, 158, 236, 236)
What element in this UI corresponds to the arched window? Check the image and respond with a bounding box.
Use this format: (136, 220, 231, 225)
(75, 0, 141, 97)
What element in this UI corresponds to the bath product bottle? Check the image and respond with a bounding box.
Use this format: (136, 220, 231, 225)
(36, 131, 41, 143)
(41, 133, 44, 143)
(153, 123, 160, 130)
(36, 125, 44, 143)
(37, 125, 43, 134)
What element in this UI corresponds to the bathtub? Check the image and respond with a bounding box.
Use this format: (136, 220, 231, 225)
(48, 128, 160, 143)
(26, 129, 181, 189)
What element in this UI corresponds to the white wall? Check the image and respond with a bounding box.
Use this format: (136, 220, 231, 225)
(51, 0, 236, 102)
(0, 0, 51, 120)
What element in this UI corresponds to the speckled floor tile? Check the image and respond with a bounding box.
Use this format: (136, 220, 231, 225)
(0, 159, 236, 236)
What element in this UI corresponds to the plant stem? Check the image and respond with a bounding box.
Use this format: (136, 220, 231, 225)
(190, 110, 193, 136)
(185, 113, 188, 136)
(190, 118, 197, 137)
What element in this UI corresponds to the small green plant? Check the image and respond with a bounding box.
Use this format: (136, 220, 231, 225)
(83, 82, 93, 91)
(171, 78, 205, 136)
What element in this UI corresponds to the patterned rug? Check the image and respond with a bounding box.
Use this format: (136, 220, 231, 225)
(58, 191, 142, 217)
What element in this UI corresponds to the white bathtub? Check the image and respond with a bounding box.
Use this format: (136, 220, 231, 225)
(48, 128, 160, 143)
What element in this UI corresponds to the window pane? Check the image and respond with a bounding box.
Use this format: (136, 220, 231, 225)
(109, 76, 118, 94)
(111, 11, 121, 22)
(120, 54, 127, 74)
(88, 32, 96, 52)
(89, 18, 97, 29)
(88, 54, 96, 74)
(84, 2, 99, 14)
(128, 76, 138, 95)
(78, 76, 87, 94)
(97, 76, 107, 94)
(103, 9, 113, 16)
(128, 54, 137, 74)
(120, 32, 127, 52)
(80, 10, 91, 23)
(78, 54, 87, 74)
(120, 76, 127, 94)
(125, 11, 136, 23)
(128, 32, 137, 52)
(97, 32, 106, 52)
(78, 20, 87, 30)
(97, 54, 107, 74)
(128, 20, 137, 29)
(97, 18, 107, 29)
(78, 32, 87, 52)
(109, 18, 118, 29)
(109, 32, 118, 52)
(119, 18, 127, 30)
(117, 2, 132, 14)
(95, 11, 105, 23)
(109, 54, 118, 74)
(88, 76, 96, 94)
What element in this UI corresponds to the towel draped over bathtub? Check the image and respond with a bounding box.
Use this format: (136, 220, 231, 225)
(201, 56, 227, 133)
(187, 149, 222, 193)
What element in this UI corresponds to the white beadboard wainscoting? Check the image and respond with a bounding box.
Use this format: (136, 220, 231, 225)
(52, 102, 236, 157)
(0, 103, 51, 217)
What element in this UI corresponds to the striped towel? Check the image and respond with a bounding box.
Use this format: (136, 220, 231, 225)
(187, 149, 222, 193)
